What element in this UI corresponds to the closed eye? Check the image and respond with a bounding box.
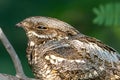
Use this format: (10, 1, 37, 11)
(37, 26, 47, 29)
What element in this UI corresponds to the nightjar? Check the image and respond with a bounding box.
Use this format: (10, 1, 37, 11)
(16, 16, 120, 80)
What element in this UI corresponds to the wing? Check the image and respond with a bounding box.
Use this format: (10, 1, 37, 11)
(68, 35, 120, 79)
(37, 35, 120, 79)
(71, 36, 120, 63)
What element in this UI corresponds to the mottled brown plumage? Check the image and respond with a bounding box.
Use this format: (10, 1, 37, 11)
(17, 16, 120, 80)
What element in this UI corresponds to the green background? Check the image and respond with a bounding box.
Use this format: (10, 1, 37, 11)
(0, 0, 120, 78)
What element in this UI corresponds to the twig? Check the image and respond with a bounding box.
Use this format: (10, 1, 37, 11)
(0, 27, 38, 80)
(0, 27, 26, 79)
(0, 73, 37, 80)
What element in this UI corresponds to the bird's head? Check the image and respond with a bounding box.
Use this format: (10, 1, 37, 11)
(16, 16, 79, 42)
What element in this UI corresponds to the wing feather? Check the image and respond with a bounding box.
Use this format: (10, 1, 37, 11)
(69, 39, 120, 64)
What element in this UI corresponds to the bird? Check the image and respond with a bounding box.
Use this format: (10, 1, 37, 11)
(16, 16, 120, 80)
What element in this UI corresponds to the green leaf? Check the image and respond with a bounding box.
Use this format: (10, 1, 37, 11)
(93, 2, 120, 27)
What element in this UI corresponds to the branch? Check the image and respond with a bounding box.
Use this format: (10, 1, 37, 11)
(0, 73, 37, 80)
(0, 27, 38, 80)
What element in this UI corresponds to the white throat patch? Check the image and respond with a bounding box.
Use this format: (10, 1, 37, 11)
(27, 31, 57, 38)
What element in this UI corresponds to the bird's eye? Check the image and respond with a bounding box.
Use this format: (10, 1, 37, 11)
(37, 26, 47, 29)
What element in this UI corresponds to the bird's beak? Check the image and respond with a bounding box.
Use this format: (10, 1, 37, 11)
(16, 22, 22, 27)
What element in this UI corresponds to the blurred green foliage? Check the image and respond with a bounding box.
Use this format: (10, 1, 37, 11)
(0, 0, 120, 78)
(93, 2, 120, 26)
